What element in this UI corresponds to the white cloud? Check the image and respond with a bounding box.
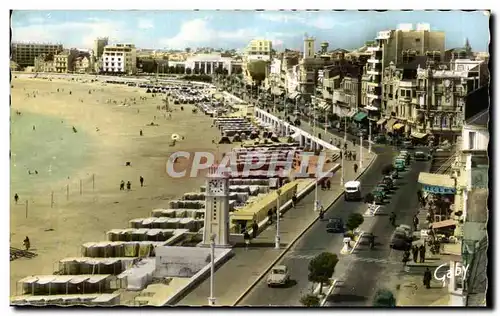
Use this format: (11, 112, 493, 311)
(137, 18, 154, 29)
(160, 18, 292, 49)
(12, 19, 132, 48)
(259, 12, 360, 30)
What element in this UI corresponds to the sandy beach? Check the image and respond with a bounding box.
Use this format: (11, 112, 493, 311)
(9, 77, 231, 295)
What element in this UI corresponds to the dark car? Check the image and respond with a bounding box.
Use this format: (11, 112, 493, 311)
(326, 217, 344, 233)
(402, 140, 415, 150)
(389, 231, 412, 251)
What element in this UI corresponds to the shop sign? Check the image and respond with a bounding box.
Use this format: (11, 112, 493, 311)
(423, 185, 456, 194)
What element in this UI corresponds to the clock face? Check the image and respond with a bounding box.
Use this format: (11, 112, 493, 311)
(208, 179, 224, 194)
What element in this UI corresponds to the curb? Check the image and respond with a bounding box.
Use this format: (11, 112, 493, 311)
(320, 279, 338, 306)
(349, 231, 366, 254)
(232, 153, 377, 306)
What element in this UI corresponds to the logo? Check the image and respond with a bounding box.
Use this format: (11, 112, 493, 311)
(433, 263, 470, 287)
(165, 150, 336, 179)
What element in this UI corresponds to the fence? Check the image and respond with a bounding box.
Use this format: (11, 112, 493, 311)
(19, 173, 97, 219)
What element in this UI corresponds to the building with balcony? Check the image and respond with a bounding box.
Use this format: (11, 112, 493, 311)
(242, 39, 273, 85)
(11, 42, 64, 68)
(362, 24, 446, 115)
(102, 44, 137, 74)
(54, 49, 78, 73)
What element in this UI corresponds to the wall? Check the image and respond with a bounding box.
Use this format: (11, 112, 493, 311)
(461, 125, 489, 151)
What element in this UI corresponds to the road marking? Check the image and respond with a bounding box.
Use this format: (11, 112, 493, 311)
(348, 256, 401, 265)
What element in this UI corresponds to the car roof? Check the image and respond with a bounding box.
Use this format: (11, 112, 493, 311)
(345, 181, 361, 187)
(274, 265, 287, 270)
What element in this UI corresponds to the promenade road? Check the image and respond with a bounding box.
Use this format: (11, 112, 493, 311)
(176, 144, 373, 306)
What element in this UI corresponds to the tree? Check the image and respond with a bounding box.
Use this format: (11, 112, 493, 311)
(345, 213, 364, 232)
(381, 164, 394, 175)
(308, 252, 338, 295)
(372, 289, 396, 307)
(300, 294, 320, 307)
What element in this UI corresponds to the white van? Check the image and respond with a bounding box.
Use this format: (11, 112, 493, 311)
(344, 180, 362, 201)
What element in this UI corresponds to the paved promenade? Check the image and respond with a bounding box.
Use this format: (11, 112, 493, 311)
(176, 124, 375, 306)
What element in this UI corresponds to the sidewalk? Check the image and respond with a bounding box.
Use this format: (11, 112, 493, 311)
(177, 145, 376, 306)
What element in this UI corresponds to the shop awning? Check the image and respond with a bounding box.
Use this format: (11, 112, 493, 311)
(386, 118, 397, 132)
(231, 213, 256, 222)
(393, 123, 405, 130)
(411, 132, 428, 139)
(353, 112, 368, 122)
(345, 109, 357, 118)
(271, 87, 284, 96)
(431, 219, 457, 229)
(319, 101, 331, 111)
(376, 118, 387, 125)
(418, 172, 456, 192)
(364, 105, 379, 111)
(288, 92, 300, 99)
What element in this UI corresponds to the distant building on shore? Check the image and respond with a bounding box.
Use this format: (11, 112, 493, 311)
(101, 43, 137, 75)
(93, 37, 109, 60)
(11, 42, 63, 68)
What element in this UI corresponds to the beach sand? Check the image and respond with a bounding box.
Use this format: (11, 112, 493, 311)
(9, 77, 231, 296)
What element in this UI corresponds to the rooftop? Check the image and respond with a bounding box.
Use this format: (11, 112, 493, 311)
(465, 109, 489, 127)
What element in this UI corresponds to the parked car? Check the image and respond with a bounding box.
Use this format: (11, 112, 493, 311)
(414, 151, 431, 161)
(267, 265, 290, 287)
(390, 169, 399, 180)
(326, 217, 345, 233)
(377, 182, 391, 193)
(389, 231, 412, 251)
(402, 140, 415, 149)
(382, 176, 394, 189)
(372, 188, 386, 204)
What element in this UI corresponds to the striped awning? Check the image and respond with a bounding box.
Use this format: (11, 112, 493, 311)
(386, 118, 398, 132)
(393, 123, 405, 130)
(288, 92, 300, 99)
(319, 101, 331, 110)
(345, 109, 357, 118)
(431, 219, 457, 230)
(411, 132, 428, 139)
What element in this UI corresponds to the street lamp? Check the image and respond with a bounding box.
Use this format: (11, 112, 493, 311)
(275, 189, 282, 249)
(368, 119, 372, 153)
(340, 111, 348, 186)
(359, 134, 363, 170)
(208, 233, 216, 306)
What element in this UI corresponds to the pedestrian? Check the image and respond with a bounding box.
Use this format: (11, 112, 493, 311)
(126, 181, 131, 191)
(353, 152, 357, 161)
(412, 245, 419, 263)
(267, 209, 273, 225)
(353, 163, 359, 173)
(389, 212, 396, 227)
(413, 215, 419, 231)
(326, 179, 331, 190)
(423, 268, 432, 289)
(344, 143, 347, 150)
(369, 234, 375, 249)
(23, 236, 30, 251)
(321, 180, 326, 190)
(251, 220, 259, 239)
(140, 129, 143, 136)
(292, 194, 297, 208)
(402, 250, 410, 267)
(120, 180, 125, 191)
(419, 245, 426, 263)
(347, 151, 351, 160)
(243, 231, 251, 249)
(140, 176, 144, 187)
(339, 151, 342, 159)
(32, 125, 36, 131)
(14, 193, 19, 204)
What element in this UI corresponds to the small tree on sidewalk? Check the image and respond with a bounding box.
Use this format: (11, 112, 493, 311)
(308, 252, 339, 295)
(346, 213, 364, 236)
(300, 294, 320, 307)
(372, 288, 396, 307)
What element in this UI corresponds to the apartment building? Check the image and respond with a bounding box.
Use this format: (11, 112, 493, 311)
(93, 37, 109, 59)
(242, 39, 273, 85)
(54, 49, 78, 73)
(11, 42, 63, 67)
(361, 24, 446, 116)
(74, 56, 92, 73)
(101, 44, 137, 74)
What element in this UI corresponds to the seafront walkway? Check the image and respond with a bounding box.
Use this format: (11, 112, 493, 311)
(176, 124, 376, 306)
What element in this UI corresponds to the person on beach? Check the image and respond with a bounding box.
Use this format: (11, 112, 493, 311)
(14, 193, 19, 204)
(126, 181, 131, 191)
(140, 176, 144, 187)
(32, 125, 36, 131)
(140, 129, 143, 136)
(23, 236, 30, 251)
(120, 180, 125, 191)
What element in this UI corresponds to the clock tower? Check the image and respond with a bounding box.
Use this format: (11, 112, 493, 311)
(201, 164, 231, 247)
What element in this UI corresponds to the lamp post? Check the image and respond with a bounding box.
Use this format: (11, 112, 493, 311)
(341, 113, 347, 186)
(368, 119, 372, 153)
(359, 134, 363, 170)
(208, 233, 216, 306)
(275, 189, 282, 249)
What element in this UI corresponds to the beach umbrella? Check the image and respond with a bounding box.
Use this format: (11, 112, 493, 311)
(171, 134, 181, 141)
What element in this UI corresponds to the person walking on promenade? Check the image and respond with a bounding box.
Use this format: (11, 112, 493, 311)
(402, 250, 410, 267)
(126, 181, 131, 191)
(14, 193, 19, 204)
(140, 129, 143, 136)
(326, 179, 331, 190)
(419, 245, 426, 263)
(353, 152, 357, 161)
(267, 209, 273, 225)
(412, 245, 419, 263)
(243, 231, 251, 250)
(251, 220, 259, 239)
(292, 194, 297, 208)
(120, 180, 125, 191)
(413, 215, 419, 231)
(389, 212, 396, 227)
(423, 268, 432, 289)
(23, 236, 30, 251)
(140, 176, 144, 187)
(353, 163, 359, 174)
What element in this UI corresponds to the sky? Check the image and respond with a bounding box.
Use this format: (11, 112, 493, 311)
(10, 10, 490, 52)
